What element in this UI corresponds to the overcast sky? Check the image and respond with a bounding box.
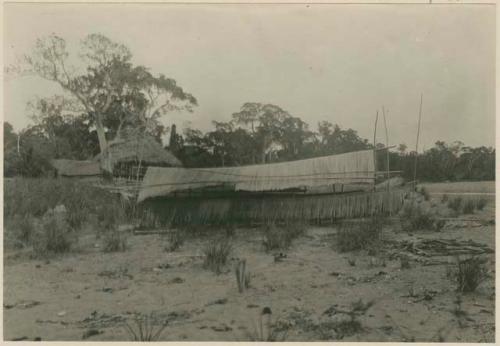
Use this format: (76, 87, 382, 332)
(3, 3, 495, 150)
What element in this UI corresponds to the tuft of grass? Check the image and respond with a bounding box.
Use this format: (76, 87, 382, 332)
(476, 198, 487, 211)
(163, 230, 185, 252)
(262, 223, 305, 252)
(419, 186, 430, 201)
(441, 194, 449, 203)
(5, 214, 36, 248)
(203, 238, 232, 274)
(400, 255, 411, 269)
(336, 217, 383, 253)
(400, 203, 438, 232)
(447, 197, 463, 213)
(449, 256, 488, 293)
(123, 313, 168, 341)
(235, 259, 251, 293)
(103, 230, 128, 252)
(32, 213, 75, 258)
(247, 307, 288, 341)
(462, 199, 475, 214)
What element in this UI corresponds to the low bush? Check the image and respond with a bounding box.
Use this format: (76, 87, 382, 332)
(203, 238, 232, 274)
(262, 223, 305, 252)
(447, 197, 463, 213)
(450, 256, 488, 293)
(462, 199, 475, 214)
(400, 203, 441, 232)
(336, 217, 383, 252)
(32, 213, 75, 258)
(103, 230, 128, 252)
(419, 186, 430, 201)
(123, 313, 168, 341)
(476, 198, 488, 211)
(5, 214, 36, 248)
(163, 230, 185, 252)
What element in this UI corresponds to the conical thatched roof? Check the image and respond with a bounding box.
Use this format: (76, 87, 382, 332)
(94, 128, 182, 167)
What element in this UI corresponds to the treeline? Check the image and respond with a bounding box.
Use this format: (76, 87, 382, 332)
(4, 33, 494, 182)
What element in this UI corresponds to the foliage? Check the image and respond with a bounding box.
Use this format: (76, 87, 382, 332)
(103, 230, 128, 252)
(123, 313, 168, 341)
(203, 238, 232, 274)
(400, 202, 439, 232)
(462, 199, 475, 214)
(163, 230, 185, 252)
(336, 217, 383, 252)
(4, 177, 124, 233)
(449, 257, 488, 293)
(262, 223, 305, 252)
(447, 197, 463, 213)
(32, 213, 75, 257)
(476, 198, 488, 211)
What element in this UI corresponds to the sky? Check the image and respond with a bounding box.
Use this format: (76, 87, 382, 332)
(3, 3, 496, 150)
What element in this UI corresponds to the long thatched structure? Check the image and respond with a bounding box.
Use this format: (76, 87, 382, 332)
(137, 149, 409, 225)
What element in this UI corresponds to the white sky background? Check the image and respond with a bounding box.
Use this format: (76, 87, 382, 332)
(3, 3, 496, 150)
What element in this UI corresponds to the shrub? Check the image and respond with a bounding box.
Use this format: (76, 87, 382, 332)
(441, 194, 449, 203)
(462, 199, 475, 214)
(336, 217, 383, 252)
(400, 203, 439, 232)
(163, 230, 185, 252)
(5, 214, 36, 248)
(32, 213, 74, 257)
(262, 223, 305, 252)
(476, 198, 488, 211)
(450, 257, 488, 293)
(447, 197, 463, 213)
(103, 230, 128, 252)
(419, 186, 430, 201)
(123, 313, 168, 341)
(203, 238, 232, 274)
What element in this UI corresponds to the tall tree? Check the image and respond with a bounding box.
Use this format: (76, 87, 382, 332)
(23, 33, 197, 172)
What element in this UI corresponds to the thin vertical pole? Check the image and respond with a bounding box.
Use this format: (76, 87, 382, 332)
(373, 110, 379, 193)
(413, 94, 423, 190)
(382, 106, 390, 215)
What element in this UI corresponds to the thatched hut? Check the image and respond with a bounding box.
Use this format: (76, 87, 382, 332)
(94, 128, 182, 180)
(137, 149, 409, 225)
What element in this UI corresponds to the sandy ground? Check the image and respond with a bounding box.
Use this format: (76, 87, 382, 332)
(3, 195, 495, 342)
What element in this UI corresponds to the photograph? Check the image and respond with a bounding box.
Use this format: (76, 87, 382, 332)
(2, 1, 496, 342)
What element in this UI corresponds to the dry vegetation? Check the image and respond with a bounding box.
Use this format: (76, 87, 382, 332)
(3, 179, 495, 342)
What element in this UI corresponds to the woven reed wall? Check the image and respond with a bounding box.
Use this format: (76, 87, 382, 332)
(139, 187, 410, 226)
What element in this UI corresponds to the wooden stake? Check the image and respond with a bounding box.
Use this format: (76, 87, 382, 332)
(413, 94, 423, 190)
(373, 110, 379, 193)
(382, 106, 391, 215)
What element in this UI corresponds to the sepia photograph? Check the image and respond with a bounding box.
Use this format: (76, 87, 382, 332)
(2, 1, 496, 342)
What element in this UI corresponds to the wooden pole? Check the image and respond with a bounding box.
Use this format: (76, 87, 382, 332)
(373, 110, 379, 193)
(413, 94, 423, 190)
(382, 106, 390, 215)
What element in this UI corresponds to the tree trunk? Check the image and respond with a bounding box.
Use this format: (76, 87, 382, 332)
(94, 115, 112, 173)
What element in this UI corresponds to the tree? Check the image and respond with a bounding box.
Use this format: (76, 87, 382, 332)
(23, 33, 197, 172)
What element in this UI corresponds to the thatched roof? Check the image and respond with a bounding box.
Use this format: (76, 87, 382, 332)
(51, 159, 102, 177)
(138, 149, 375, 202)
(94, 128, 182, 167)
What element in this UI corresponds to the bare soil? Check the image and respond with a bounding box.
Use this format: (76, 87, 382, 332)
(4, 191, 495, 342)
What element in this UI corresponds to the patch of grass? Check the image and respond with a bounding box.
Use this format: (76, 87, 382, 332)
(123, 313, 168, 341)
(336, 217, 383, 252)
(476, 198, 488, 211)
(441, 194, 449, 203)
(419, 186, 430, 201)
(447, 197, 463, 213)
(103, 230, 128, 252)
(32, 213, 75, 258)
(400, 203, 438, 232)
(462, 199, 475, 214)
(5, 214, 36, 248)
(235, 259, 251, 293)
(163, 230, 185, 252)
(262, 223, 305, 252)
(449, 256, 488, 293)
(203, 238, 232, 274)
(247, 307, 288, 341)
